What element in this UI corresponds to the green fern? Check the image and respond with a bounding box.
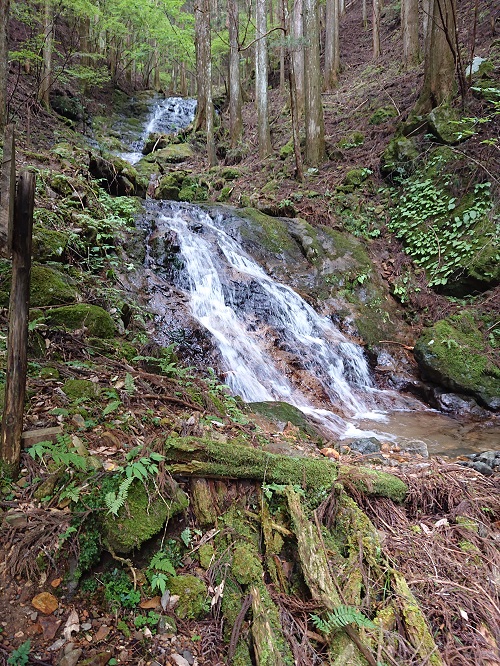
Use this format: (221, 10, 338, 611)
(28, 435, 88, 471)
(104, 477, 134, 516)
(104, 452, 165, 515)
(311, 606, 376, 634)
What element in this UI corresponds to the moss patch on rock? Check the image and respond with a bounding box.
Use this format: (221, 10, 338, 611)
(101, 478, 189, 554)
(167, 575, 207, 619)
(0, 264, 78, 308)
(44, 304, 116, 338)
(63, 379, 100, 401)
(414, 311, 500, 410)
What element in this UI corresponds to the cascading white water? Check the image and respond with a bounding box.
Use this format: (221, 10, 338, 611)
(119, 97, 197, 164)
(148, 202, 388, 436)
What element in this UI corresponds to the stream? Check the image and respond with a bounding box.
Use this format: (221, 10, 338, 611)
(116, 97, 499, 459)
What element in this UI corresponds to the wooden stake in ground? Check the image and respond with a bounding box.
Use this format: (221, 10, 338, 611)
(0, 169, 36, 476)
(0, 124, 15, 256)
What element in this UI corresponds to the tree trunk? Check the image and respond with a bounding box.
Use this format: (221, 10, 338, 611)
(303, 0, 325, 166)
(402, 0, 419, 66)
(255, 0, 272, 158)
(362, 0, 368, 29)
(415, 0, 457, 113)
(324, 0, 340, 90)
(228, 0, 243, 147)
(372, 0, 381, 58)
(194, 0, 216, 165)
(291, 0, 304, 116)
(39, 0, 53, 109)
(0, 0, 9, 130)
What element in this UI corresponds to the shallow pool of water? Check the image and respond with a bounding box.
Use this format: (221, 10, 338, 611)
(346, 409, 500, 458)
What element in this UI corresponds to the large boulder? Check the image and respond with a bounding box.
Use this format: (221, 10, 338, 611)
(44, 304, 116, 338)
(89, 153, 147, 197)
(0, 262, 78, 307)
(414, 312, 500, 410)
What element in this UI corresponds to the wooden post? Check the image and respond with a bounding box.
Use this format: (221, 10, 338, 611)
(0, 170, 36, 477)
(0, 124, 15, 256)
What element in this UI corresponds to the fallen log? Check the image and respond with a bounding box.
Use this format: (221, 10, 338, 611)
(162, 436, 407, 501)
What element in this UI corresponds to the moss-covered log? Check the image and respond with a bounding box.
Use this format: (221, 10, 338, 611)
(162, 436, 407, 501)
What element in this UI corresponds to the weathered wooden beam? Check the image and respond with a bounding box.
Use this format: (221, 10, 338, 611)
(0, 124, 15, 257)
(0, 170, 35, 476)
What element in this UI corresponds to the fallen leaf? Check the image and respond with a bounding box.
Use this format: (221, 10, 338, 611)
(140, 596, 161, 609)
(459, 608, 469, 621)
(40, 616, 61, 640)
(51, 578, 62, 588)
(32, 592, 58, 615)
(94, 624, 111, 642)
(63, 609, 80, 641)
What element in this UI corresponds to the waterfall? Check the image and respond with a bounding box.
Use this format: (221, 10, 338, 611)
(119, 97, 197, 164)
(146, 202, 390, 437)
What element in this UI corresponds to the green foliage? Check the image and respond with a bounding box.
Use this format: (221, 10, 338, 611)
(146, 549, 177, 594)
(387, 178, 496, 286)
(134, 611, 160, 629)
(103, 568, 140, 610)
(28, 434, 88, 472)
(7, 640, 31, 666)
(311, 606, 376, 633)
(104, 451, 164, 515)
(204, 368, 249, 424)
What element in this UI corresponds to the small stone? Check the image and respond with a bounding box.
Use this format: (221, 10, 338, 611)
(58, 648, 83, 666)
(182, 649, 195, 665)
(81, 622, 92, 631)
(32, 592, 59, 615)
(170, 654, 190, 666)
(4, 511, 28, 528)
(30, 612, 38, 622)
(94, 624, 110, 642)
(349, 437, 381, 455)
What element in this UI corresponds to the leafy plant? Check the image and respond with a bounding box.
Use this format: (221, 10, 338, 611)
(7, 640, 31, 666)
(104, 451, 164, 516)
(134, 611, 160, 629)
(103, 568, 140, 610)
(311, 606, 376, 633)
(28, 434, 89, 472)
(146, 549, 177, 595)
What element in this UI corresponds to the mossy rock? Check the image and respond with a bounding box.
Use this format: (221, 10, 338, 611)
(32, 227, 68, 262)
(237, 208, 296, 254)
(142, 132, 175, 155)
(338, 168, 371, 193)
(427, 104, 475, 145)
(0, 264, 78, 308)
(154, 171, 191, 200)
(217, 186, 232, 202)
(279, 139, 294, 160)
(414, 312, 500, 410)
(63, 379, 100, 401)
(248, 402, 322, 440)
(369, 106, 398, 125)
(141, 144, 193, 167)
(167, 575, 207, 619)
(380, 136, 419, 182)
(338, 131, 365, 149)
(101, 478, 189, 554)
(89, 153, 147, 197)
(220, 167, 241, 181)
(44, 304, 116, 338)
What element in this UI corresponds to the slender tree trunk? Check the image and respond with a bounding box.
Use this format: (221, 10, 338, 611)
(180, 62, 187, 96)
(303, 0, 325, 165)
(0, 0, 9, 130)
(324, 0, 340, 90)
(39, 0, 53, 109)
(291, 0, 304, 116)
(372, 0, 381, 58)
(283, 0, 303, 180)
(422, 0, 432, 42)
(402, 0, 419, 66)
(228, 0, 243, 147)
(362, 0, 368, 29)
(255, 0, 272, 158)
(415, 0, 457, 113)
(194, 0, 216, 165)
(278, 0, 286, 90)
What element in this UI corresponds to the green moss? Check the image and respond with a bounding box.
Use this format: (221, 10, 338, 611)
(456, 516, 479, 532)
(238, 208, 296, 253)
(101, 478, 189, 554)
(198, 543, 215, 569)
(414, 312, 500, 409)
(217, 186, 232, 202)
(380, 136, 419, 181)
(248, 401, 321, 439)
(232, 543, 263, 585)
(220, 167, 241, 180)
(338, 168, 372, 193)
(369, 106, 398, 125)
(0, 262, 78, 308)
(63, 379, 100, 401)
(32, 227, 68, 262)
(338, 131, 365, 149)
(167, 575, 207, 619)
(44, 304, 116, 338)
